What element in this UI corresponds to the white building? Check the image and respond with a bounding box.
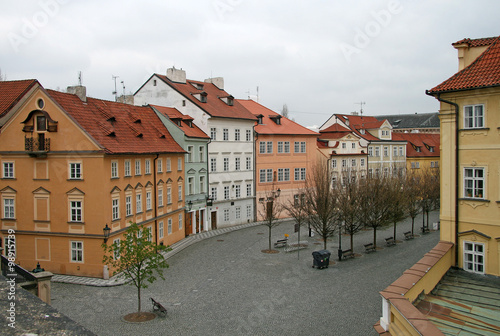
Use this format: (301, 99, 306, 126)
(135, 68, 256, 228)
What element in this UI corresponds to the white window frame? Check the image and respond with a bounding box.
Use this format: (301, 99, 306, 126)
(69, 162, 82, 180)
(157, 158, 163, 173)
(112, 198, 120, 220)
(464, 104, 484, 129)
(178, 213, 183, 230)
(246, 129, 252, 142)
(177, 158, 182, 171)
(188, 177, 194, 195)
(158, 187, 164, 207)
(3, 198, 15, 219)
(187, 146, 194, 163)
(70, 200, 82, 222)
(168, 218, 172, 234)
(124, 160, 131, 176)
(224, 186, 229, 200)
(246, 184, 252, 197)
(199, 146, 205, 163)
(224, 208, 230, 222)
(235, 157, 241, 171)
(235, 185, 241, 198)
(210, 157, 217, 172)
(463, 241, 485, 274)
(210, 127, 217, 140)
(200, 176, 205, 194)
(111, 161, 118, 178)
(211, 187, 217, 201)
(235, 129, 240, 141)
(223, 128, 229, 141)
(145, 159, 151, 174)
(178, 184, 183, 201)
(235, 206, 241, 219)
(126, 195, 132, 216)
(3, 162, 14, 179)
(464, 167, 485, 199)
(223, 157, 229, 171)
(167, 187, 172, 204)
(146, 191, 152, 211)
(70, 241, 83, 263)
(136, 193, 142, 213)
(159, 221, 164, 238)
(267, 141, 273, 154)
(166, 158, 171, 172)
(246, 157, 251, 170)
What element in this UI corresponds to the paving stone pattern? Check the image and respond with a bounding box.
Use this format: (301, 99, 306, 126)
(51, 212, 440, 336)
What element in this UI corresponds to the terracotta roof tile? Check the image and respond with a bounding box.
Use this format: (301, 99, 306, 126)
(151, 105, 209, 139)
(392, 133, 440, 158)
(429, 36, 500, 93)
(0, 79, 38, 117)
(47, 90, 185, 155)
(238, 99, 319, 136)
(452, 36, 498, 47)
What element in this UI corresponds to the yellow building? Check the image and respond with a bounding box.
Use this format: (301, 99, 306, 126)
(392, 132, 440, 172)
(0, 80, 186, 278)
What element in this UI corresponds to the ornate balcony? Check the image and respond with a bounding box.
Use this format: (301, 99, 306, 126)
(25, 136, 50, 156)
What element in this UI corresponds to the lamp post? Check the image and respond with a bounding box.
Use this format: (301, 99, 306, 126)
(32, 262, 45, 273)
(187, 200, 193, 211)
(103, 224, 111, 244)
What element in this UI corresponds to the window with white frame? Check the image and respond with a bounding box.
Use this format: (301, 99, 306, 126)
(246, 204, 252, 218)
(158, 188, 163, 207)
(224, 186, 229, 200)
(166, 158, 171, 172)
(145, 159, 151, 174)
(178, 184, 183, 201)
(246, 184, 252, 197)
(168, 218, 172, 234)
(136, 193, 142, 213)
(360, 158, 365, 167)
(125, 160, 131, 176)
(399, 146, 404, 157)
(259, 169, 266, 183)
(246, 157, 251, 170)
(3, 198, 15, 219)
(351, 159, 356, 167)
(188, 177, 194, 195)
(235, 157, 240, 171)
(200, 176, 205, 194)
(223, 128, 229, 141)
(211, 187, 217, 201)
(111, 161, 118, 178)
(70, 201, 82, 222)
(210, 128, 217, 141)
(393, 147, 397, 157)
(146, 227, 152, 242)
(167, 187, 172, 204)
(267, 169, 273, 182)
(210, 157, 217, 172)
(135, 160, 141, 175)
(342, 159, 347, 168)
(464, 167, 484, 198)
(178, 158, 182, 171)
(267, 141, 273, 154)
(332, 159, 337, 168)
(157, 159, 163, 173)
(259, 142, 266, 154)
(384, 147, 388, 157)
(235, 129, 240, 141)
(278, 168, 290, 181)
(278, 142, 284, 153)
(126, 196, 132, 216)
(384, 167, 389, 177)
(464, 104, 484, 129)
(368, 147, 373, 157)
(70, 241, 83, 262)
(352, 143, 356, 149)
(294, 168, 306, 181)
(69, 163, 82, 179)
(2, 162, 14, 179)
(375, 146, 380, 157)
(187, 146, 193, 163)
(178, 213, 183, 230)
(224, 208, 230, 222)
(113, 238, 120, 260)
(223, 157, 229, 171)
(464, 241, 484, 274)
(235, 206, 241, 219)
(411, 162, 420, 169)
(199, 146, 205, 162)
(112, 198, 119, 220)
(246, 129, 252, 141)
(159, 221, 164, 238)
(300, 142, 306, 153)
(342, 143, 346, 149)
(235, 185, 241, 198)
(146, 191, 152, 210)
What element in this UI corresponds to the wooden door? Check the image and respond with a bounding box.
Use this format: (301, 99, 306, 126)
(185, 211, 192, 237)
(211, 211, 217, 230)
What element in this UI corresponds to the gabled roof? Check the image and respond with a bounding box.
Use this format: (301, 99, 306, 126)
(392, 133, 440, 158)
(374, 113, 440, 130)
(150, 105, 209, 139)
(452, 36, 498, 47)
(154, 74, 257, 121)
(237, 99, 318, 136)
(47, 89, 185, 155)
(335, 114, 382, 141)
(319, 123, 355, 141)
(428, 36, 500, 93)
(0, 79, 39, 117)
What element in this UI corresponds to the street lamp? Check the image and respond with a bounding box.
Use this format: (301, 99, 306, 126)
(187, 200, 193, 211)
(103, 224, 111, 243)
(32, 262, 45, 273)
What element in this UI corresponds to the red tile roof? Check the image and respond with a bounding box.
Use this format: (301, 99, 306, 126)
(335, 114, 382, 141)
(238, 99, 318, 136)
(428, 36, 500, 93)
(452, 36, 498, 47)
(150, 105, 209, 139)
(155, 75, 257, 121)
(392, 133, 440, 158)
(47, 89, 185, 155)
(0, 79, 39, 117)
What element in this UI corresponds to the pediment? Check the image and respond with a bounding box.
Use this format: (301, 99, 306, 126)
(67, 187, 84, 195)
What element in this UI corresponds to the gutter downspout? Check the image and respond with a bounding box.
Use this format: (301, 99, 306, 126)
(206, 136, 211, 231)
(426, 90, 459, 267)
(153, 154, 159, 246)
(253, 124, 257, 222)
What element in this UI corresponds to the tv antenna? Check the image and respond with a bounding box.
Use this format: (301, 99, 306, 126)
(112, 75, 119, 101)
(121, 80, 126, 96)
(356, 101, 366, 115)
(78, 71, 83, 86)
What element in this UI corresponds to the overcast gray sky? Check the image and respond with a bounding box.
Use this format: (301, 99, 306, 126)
(1, 0, 499, 128)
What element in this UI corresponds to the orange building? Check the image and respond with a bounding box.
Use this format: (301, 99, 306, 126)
(0, 80, 186, 278)
(238, 100, 319, 220)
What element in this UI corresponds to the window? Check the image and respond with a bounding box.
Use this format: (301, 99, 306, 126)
(223, 157, 229, 171)
(146, 227, 152, 242)
(431, 161, 439, 168)
(200, 176, 205, 194)
(168, 218, 172, 234)
(159, 221, 164, 238)
(393, 147, 397, 157)
(224, 209, 230, 222)
(278, 141, 284, 153)
(166, 158, 171, 172)
(235, 129, 240, 141)
(246, 184, 252, 197)
(167, 187, 172, 204)
(352, 143, 356, 149)
(179, 214, 183, 230)
(70, 241, 83, 262)
(259, 169, 266, 183)
(246, 129, 252, 141)
(383, 146, 388, 157)
(70, 201, 82, 222)
(188, 177, 194, 195)
(284, 141, 290, 153)
(36, 115, 47, 131)
(187, 146, 193, 163)
(145, 159, 151, 174)
(246, 204, 252, 218)
(210, 157, 217, 172)
(146, 191, 152, 210)
(294, 168, 306, 181)
(210, 127, 217, 140)
(246, 157, 251, 170)
(429, 146, 435, 153)
(464, 167, 484, 198)
(360, 158, 365, 167)
(342, 143, 347, 149)
(464, 242, 484, 274)
(3, 162, 14, 179)
(235, 206, 241, 219)
(267, 141, 273, 154)
(126, 196, 132, 216)
(134, 160, 141, 175)
(69, 163, 81, 179)
(342, 159, 347, 168)
(399, 146, 404, 157)
(301, 142, 306, 153)
(375, 147, 380, 157)
(111, 161, 118, 178)
(178, 185, 183, 201)
(211, 187, 217, 201)
(294, 141, 305, 153)
(259, 142, 266, 154)
(384, 167, 389, 177)
(136, 194, 142, 213)
(177, 158, 182, 171)
(199, 146, 205, 162)
(235, 185, 241, 198)
(368, 147, 373, 157)
(464, 104, 484, 129)
(411, 162, 420, 169)
(235, 157, 240, 171)
(158, 188, 163, 207)
(223, 128, 229, 141)
(224, 186, 229, 200)
(267, 169, 273, 182)
(278, 168, 290, 181)
(332, 159, 337, 168)
(112, 198, 119, 220)
(113, 239, 120, 260)
(157, 159, 163, 173)
(3, 198, 14, 219)
(351, 159, 356, 167)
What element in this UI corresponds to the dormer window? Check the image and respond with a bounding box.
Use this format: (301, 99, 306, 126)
(429, 146, 434, 153)
(270, 115, 282, 125)
(415, 146, 421, 153)
(257, 114, 264, 125)
(187, 120, 193, 128)
(191, 82, 204, 90)
(219, 95, 234, 106)
(360, 129, 365, 134)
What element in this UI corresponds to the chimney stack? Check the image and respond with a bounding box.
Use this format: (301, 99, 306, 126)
(67, 86, 87, 102)
(166, 67, 186, 83)
(205, 77, 224, 90)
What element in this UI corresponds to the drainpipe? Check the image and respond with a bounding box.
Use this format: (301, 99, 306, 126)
(206, 136, 211, 231)
(426, 90, 459, 267)
(153, 153, 159, 246)
(253, 124, 257, 222)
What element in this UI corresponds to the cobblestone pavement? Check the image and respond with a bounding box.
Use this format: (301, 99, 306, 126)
(51, 211, 440, 336)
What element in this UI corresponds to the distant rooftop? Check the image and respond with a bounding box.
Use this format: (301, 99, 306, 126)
(374, 113, 440, 131)
(415, 268, 500, 335)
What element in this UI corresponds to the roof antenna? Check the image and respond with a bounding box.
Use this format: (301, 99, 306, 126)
(112, 75, 119, 101)
(256, 86, 259, 102)
(121, 80, 126, 96)
(78, 71, 83, 86)
(356, 101, 365, 115)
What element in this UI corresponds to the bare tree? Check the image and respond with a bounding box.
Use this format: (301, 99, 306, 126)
(281, 104, 289, 118)
(258, 186, 283, 252)
(303, 163, 340, 249)
(405, 169, 422, 235)
(387, 174, 407, 240)
(282, 190, 308, 241)
(0, 68, 6, 81)
(419, 167, 440, 230)
(336, 169, 363, 253)
(358, 174, 393, 249)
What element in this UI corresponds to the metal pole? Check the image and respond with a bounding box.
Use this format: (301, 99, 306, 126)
(338, 221, 343, 261)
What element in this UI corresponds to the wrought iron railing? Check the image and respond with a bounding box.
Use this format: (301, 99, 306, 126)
(25, 137, 50, 152)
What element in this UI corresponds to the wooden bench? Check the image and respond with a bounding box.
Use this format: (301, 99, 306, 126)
(150, 297, 167, 317)
(404, 231, 414, 240)
(341, 249, 355, 259)
(284, 241, 308, 252)
(274, 239, 288, 248)
(364, 243, 375, 253)
(385, 237, 396, 246)
(421, 226, 430, 234)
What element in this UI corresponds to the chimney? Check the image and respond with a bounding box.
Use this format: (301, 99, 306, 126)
(205, 77, 224, 90)
(67, 86, 87, 102)
(166, 67, 186, 83)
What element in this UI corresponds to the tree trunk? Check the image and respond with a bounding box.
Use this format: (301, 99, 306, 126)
(393, 221, 397, 240)
(323, 236, 327, 250)
(137, 284, 141, 312)
(411, 216, 415, 235)
(373, 228, 377, 248)
(268, 225, 272, 250)
(426, 210, 429, 229)
(350, 233, 354, 252)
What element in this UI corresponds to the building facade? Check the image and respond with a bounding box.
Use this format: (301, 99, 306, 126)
(392, 132, 440, 172)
